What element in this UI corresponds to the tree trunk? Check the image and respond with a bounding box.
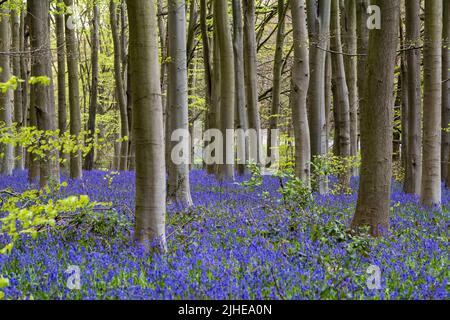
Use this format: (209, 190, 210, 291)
(290, 0, 310, 183)
(442, 0, 450, 185)
(421, 0, 443, 207)
(0, 7, 13, 176)
(127, 0, 167, 250)
(215, 0, 235, 180)
(306, 0, 331, 194)
(243, 0, 261, 166)
(84, 4, 100, 171)
(167, 0, 193, 208)
(404, 0, 422, 195)
(64, 0, 82, 179)
(330, 0, 351, 190)
(232, 0, 249, 176)
(351, 0, 400, 236)
(110, 0, 129, 171)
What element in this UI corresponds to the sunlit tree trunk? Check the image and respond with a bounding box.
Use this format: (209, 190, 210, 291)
(404, 0, 422, 195)
(64, 0, 82, 179)
(0, 7, 13, 176)
(127, 0, 166, 250)
(290, 0, 310, 183)
(167, 0, 193, 208)
(351, 0, 400, 236)
(421, 0, 443, 207)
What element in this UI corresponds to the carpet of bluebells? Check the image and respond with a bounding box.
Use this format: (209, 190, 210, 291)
(0, 170, 449, 300)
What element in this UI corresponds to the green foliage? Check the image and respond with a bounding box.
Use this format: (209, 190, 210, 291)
(238, 162, 263, 192)
(0, 76, 23, 93)
(274, 169, 313, 209)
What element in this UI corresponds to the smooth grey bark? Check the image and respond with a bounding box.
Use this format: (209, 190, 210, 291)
(290, 0, 311, 183)
(442, 0, 450, 185)
(243, 0, 262, 165)
(167, 0, 193, 208)
(404, 0, 422, 195)
(110, 0, 129, 171)
(421, 0, 443, 207)
(64, 0, 82, 180)
(352, 0, 400, 236)
(330, 0, 351, 189)
(232, 0, 249, 176)
(11, 10, 24, 170)
(0, 8, 13, 176)
(340, 0, 358, 161)
(84, 4, 100, 171)
(306, 0, 331, 194)
(267, 0, 286, 167)
(127, 0, 167, 251)
(215, 0, 235, 180)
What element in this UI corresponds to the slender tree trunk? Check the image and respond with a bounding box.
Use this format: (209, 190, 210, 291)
(64, 0, 82, 179)
(291, 0, 310, 183)
(232, 0, 249, 176)
(340, 0, 358, 163)
(127, 0, 167, 251)
(351, 0, 400, 236)
(110, 0, 129, 171)
(421, 0, 443, 207)
(330, 0, 351, 189)
(84, 5, 99, 171)
(0, 7, 13, 176)
(215, 0, 235, 180)
(442, 0, 450, 185)
(167, 0, 193, 208)
(404, 0, 422, 195)
(243, 0, 262, 165)
(267, 0, 286, 167)
(306, 0, 331, 194)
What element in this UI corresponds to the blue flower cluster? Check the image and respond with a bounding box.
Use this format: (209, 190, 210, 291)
(0, 170, 448, 300)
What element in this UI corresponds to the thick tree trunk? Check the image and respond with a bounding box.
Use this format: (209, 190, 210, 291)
(127, 0, 167, 250)
(110, 0, 129, 171)
(167, 0, 193, 208)
(215, 0, 235, 180)
(64, 0, 82, 179)
(84, 4, 100, 171)
(0, 8, 13, 176)
(290, 0, 311, 183)
(232, 0, 249, 176)
(404, 0, 422, 195)
(421, 0, 443, 207)
(351, 0, 400, 236)
(243, 0, 262, 166)
(306, 0, 331, 194)
(330, 0, 351, 189)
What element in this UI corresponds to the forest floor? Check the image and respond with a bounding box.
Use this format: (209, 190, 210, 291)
(0, 170, 449, 299)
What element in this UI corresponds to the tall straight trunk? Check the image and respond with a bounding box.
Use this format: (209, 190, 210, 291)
(290, 0, 310, 183)
(28, 0, 58, 187)
(167, 0, 193, 208)
(11, 10, 24, 170)
(421, 0, 443, 207)
(330, 0, 351, 189)
(243, 0, 261, 165)
(84, 4, 100, 171)
(127, 0, 167, 250)
(442, 0, 450, 185)
(351, 0, 400, 236)
(55, 1, 68, 171)
(325, 51, 332, 153)
(215, 0, 235, 180)
(110, 0, 129, 171)
(356, 0, 369, 151)
(64, 0, 82, 179)
(306, 0, 331, 194)
(232, 0, 249, 176)
(340, 0, 358, 161)
(404, 0, 422, 195)
(0, 8, 13, 176)
(267, 0, 286, 166)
